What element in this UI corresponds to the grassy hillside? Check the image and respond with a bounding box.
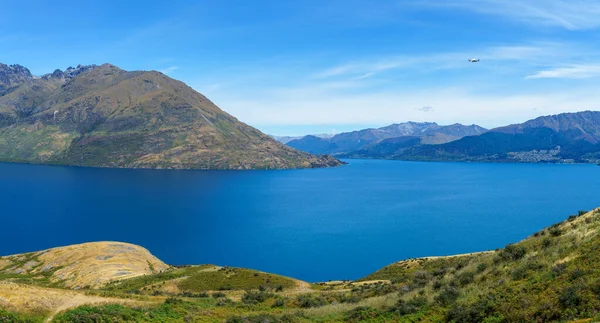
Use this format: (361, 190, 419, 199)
(0, 63, 343, 170)
(3, 208, 600, 322)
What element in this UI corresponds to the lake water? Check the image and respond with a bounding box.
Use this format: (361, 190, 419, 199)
(2, 160, 600, 282)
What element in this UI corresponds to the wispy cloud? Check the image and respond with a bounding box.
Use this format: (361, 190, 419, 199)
(159, 66, 179, 74)
(420, 0, 600, 30)
(416, 106, 435, 112)
(218, 84, 600, 130)
(526, 64, 600, 79)
(314, 43, 569, 80)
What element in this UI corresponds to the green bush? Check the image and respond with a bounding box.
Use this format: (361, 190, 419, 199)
(296, 294, 327, 308)
(559, 287, 581, 308)
(458, 271, 475, 286)
(0, 309, 37, 323)
(241, 291, 274, 304)
(435, 287, 460, 306)
(393, 296, 428, 315)
(476, 263, 487, 273)
(412, 270, 432, 287)
(346, 307, 384, 322)
(549, 227, 562, 237)
(446, 299, 496, 323)
(226, 313, 298, 323)
(541, 238, 552, 248)
(500, 244, 526, 261)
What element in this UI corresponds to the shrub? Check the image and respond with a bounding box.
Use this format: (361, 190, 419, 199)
(549, 227, 562, 237)
(476, 263, 487, 273)
(433, 268, 447, 277)
(393, 296, 428, 315)
(458, 271, 475, 286)
(212, 292, 226, 298)
(272, 298, 285, 308)
(242, 291, 274, 304)
(346, 306, 384, 322)
(541, 238, 552, 248)
(435, 287, 460, 306)
(552, 263, 567, 277)
(412, 270, 432, 287)
(296, 294, 327, 308)
(501, 244, 526, 261)
(446, 300, 496, 323)
(559, 286, 581, 308)
(569, 269, 585, 281)
(226, 313, 298, 323)
(164, 297, 183, 305)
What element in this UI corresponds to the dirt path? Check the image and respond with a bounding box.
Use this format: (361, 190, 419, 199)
(0, 282, 154, 323)
(45, 294, 147, 322)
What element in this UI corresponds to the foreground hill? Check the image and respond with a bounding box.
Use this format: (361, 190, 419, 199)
(287, 122, 487, 155)
(3, 208, 600, 322)
(0, 63, 342, 170)
(395, 111, 600, 163)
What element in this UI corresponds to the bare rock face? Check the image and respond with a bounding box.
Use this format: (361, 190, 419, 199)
(0, 63, 343, 169)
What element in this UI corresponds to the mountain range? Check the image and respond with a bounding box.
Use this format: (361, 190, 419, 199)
(270, 133, 334, 144)
(0, 63, 342, 170)
(392, 111, 600, 163)
(284, 122, 487, 155)
(280, 111, 600, 164)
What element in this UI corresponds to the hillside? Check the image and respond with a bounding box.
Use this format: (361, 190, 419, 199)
(287, 122, 487, 155)
(394, 111, 600, 163)
(4, 208, 600, 322)
(0, 63, 343, 170)
(0, 242, 169, 289)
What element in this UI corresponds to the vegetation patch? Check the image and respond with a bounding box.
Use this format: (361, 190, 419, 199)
(178, 267, 295, 292)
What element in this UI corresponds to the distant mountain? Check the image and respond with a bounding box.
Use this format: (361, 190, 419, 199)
(270, 133, 334, 144)
(0, 63, 343, 169)
(394, 111, 600, 163)
(287, 122, 487, 155)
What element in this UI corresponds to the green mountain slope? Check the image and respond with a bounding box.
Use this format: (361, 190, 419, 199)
(0, 63, 342, 170)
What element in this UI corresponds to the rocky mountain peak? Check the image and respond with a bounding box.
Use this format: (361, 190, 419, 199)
(0, 63, 33, 93)
(41, 64, 99, 80)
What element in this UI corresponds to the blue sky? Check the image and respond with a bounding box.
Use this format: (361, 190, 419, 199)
(2, 1, 600, 135)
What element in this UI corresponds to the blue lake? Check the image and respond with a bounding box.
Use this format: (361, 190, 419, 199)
(2, 159, 600, 282)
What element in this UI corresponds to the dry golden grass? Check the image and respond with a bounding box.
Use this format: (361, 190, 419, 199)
(1, 241, 170, 289)
(304, 293, 398, 317)
(0, 282, 157, 322)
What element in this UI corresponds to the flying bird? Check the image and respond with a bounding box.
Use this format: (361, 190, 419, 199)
(468, 58, 480, 63)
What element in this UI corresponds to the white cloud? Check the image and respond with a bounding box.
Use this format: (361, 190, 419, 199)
(526, 65, 600, 79)
(159, 66, 179, 74)
(420, 0, 600, 30)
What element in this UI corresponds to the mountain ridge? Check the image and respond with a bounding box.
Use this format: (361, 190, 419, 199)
(393, 111, 600, 163)
(0, 63, 343, 170)
(286, 122, 487, 155)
